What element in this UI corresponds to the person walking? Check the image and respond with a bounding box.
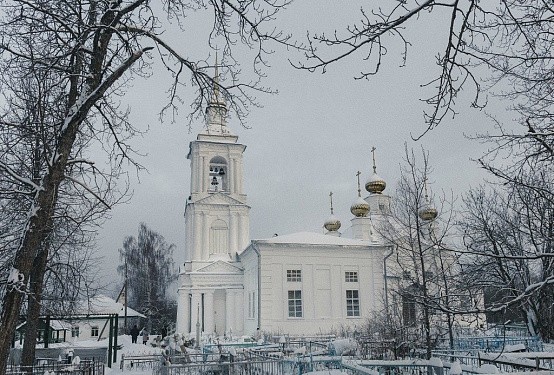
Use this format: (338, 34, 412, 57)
(130, 325, 140, 344)
(141, 328, 149, 345)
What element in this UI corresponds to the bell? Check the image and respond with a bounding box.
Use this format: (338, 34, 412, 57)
(210, 167, 213, 172)
(219, 168, 225, 175)
(211, 176, 218, 186)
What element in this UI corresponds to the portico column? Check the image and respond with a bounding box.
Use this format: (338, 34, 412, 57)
(204, 290, 215, 334)
(176, 287, 190, 334)
(234, 290, 243, 334)
(225, 290, 236, 334)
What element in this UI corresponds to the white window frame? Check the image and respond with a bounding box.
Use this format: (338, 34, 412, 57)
(91, 326, 99, 337)
(345, 271, 358, 282)
(346, 290, 360, 317)
(286, 269, 302, 282)
(288, 290, 303, 318)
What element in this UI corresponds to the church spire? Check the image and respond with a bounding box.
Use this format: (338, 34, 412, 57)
(211, 52, 222, 105)
(205, 52, 231, 135)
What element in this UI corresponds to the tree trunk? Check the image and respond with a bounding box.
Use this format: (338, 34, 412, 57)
(20, 248, 49, 372)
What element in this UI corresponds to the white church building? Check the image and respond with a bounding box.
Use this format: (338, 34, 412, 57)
(175, 76, 398, 336)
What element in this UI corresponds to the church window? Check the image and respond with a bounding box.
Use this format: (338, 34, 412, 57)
(209, 219, 229, 255)
(345, 271, 358, 282)
(402, 294, 417, 326)
(248, 291, 256, 319)
(288, 290, 303, 317)
(286, 269, 302, 282)
(91, 326, 99, 337)
(208, 156, 228, 192)
(346, 290, 360, 317)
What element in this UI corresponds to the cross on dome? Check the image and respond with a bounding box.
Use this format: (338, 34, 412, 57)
(324, 191, 341, 232)
(365, 146, 386, 194)
(351, 171, 370, 217)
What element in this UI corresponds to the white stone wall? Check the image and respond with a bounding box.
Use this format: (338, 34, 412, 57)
(249, 243, 386, 336)
(240, 246, 259, 335)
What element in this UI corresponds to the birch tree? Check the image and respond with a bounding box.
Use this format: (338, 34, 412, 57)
(0, 0, 293, 371)
(118, 223, 177, 334)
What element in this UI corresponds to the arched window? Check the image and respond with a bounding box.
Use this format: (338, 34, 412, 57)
(208, 156, 228, 192)
(209, 219, 228, 255)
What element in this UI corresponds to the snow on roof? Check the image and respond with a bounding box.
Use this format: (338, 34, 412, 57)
(16, 319, 71, 331)
(74, 295, 145, 318)
(256, 231, 369, 246)
(50, 319, 72, 330)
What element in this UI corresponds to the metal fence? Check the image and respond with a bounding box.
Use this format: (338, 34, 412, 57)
(6, 359, 104, 375)
(451, 336, 543, 352)
(154, 359, 285, 375)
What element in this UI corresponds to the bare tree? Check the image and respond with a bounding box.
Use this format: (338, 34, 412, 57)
(0, 0, 294, 371)
(461, 166, 554, 341)
(1, 68, 116, 369)
(380, 146, 463, 357)
(295, 1, 554, 158)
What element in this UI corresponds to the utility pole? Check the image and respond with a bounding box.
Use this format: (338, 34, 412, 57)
(124, 256, 128, 333)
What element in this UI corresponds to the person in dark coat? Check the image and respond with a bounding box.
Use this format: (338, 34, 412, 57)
(130, 325, 140, 344)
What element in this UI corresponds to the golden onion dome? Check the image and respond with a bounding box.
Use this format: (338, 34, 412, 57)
(351, 197, 369, 217)
(324, 215, 341, 232)
(419, 204, 438, 221)
(365, 172, 386, 194)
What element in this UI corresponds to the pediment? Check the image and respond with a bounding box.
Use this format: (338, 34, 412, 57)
(195, 260, 243, 274)
(195, 193, 246, 206)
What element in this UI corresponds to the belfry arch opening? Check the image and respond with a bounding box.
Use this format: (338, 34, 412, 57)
(209, 156, 228, 192)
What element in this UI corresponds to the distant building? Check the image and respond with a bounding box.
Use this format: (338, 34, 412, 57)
(17, 295, 145, 344)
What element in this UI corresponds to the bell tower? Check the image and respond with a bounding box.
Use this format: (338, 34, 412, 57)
(177, 62, 248, 335)
(184, 72, 250, 262)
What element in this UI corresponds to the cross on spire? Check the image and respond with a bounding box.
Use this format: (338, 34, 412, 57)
(329, 191, 334, 215)
(212, 50, 221, 103)
(371, 146, 377, 173)
(356, 171, 362, 197)
(423, 176, 429, 202)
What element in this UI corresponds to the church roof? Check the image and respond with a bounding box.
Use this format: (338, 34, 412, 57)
(256, 231, 369, 246)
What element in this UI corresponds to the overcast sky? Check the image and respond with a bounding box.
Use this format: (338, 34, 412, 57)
(95, 1, 517, 293)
